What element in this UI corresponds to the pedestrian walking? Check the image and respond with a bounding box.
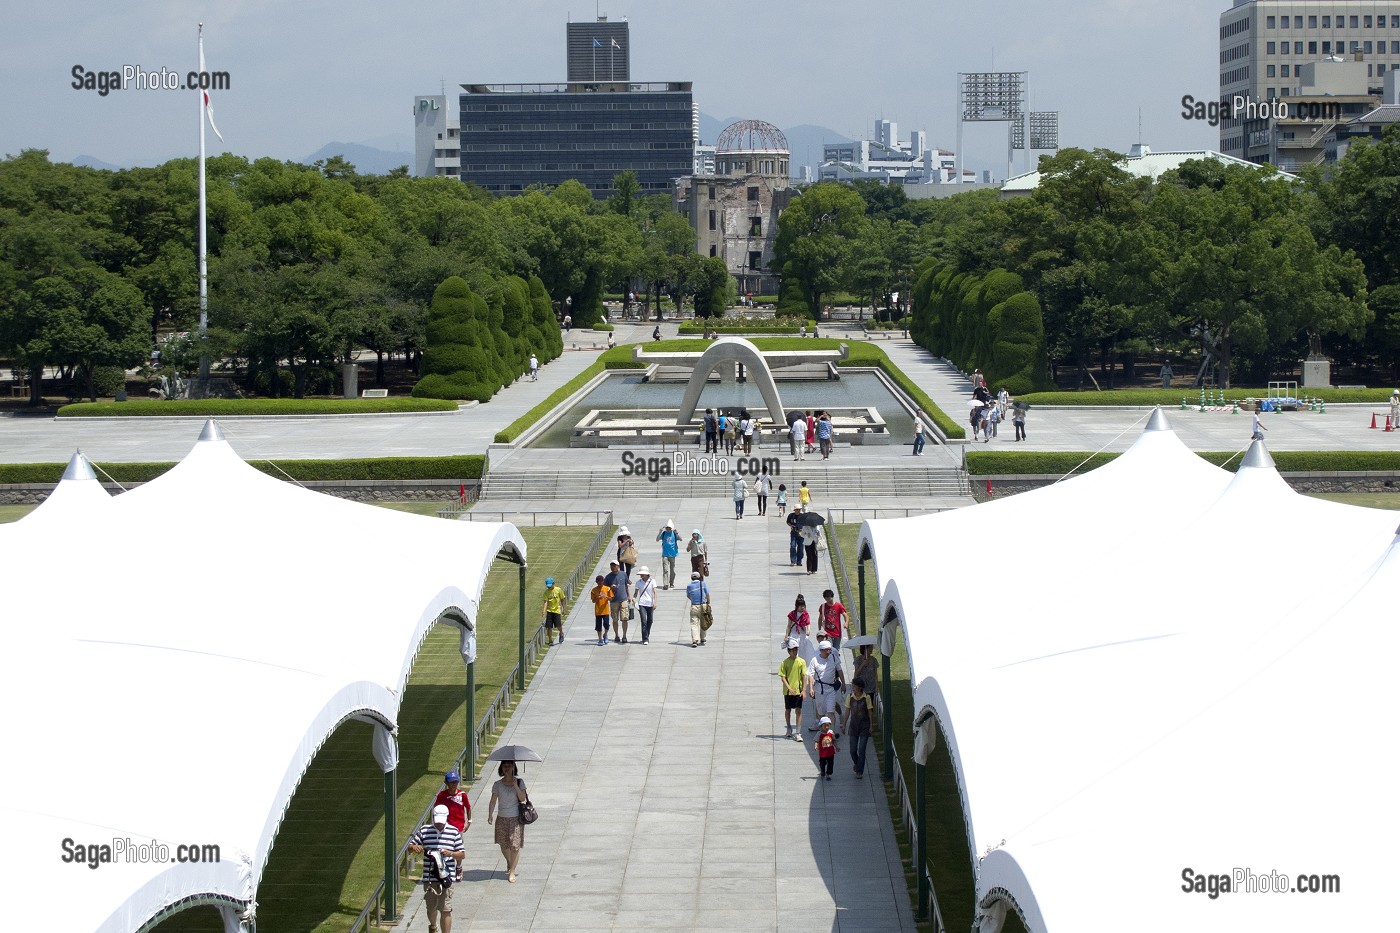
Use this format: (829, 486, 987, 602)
(528, 354, 539, 381)
(1252, 408, 1268, 442)
(818, 589, 849, 656)
(541, 576, 566, 646)
(983, 403, 1000, 441)
(912, 414, 926, 456)
(616, 526, 638, 586)
(741, 412, 755, 453)
(784, 594, 811, 643)
(789, 415, 806, 460)
(816, 717, 838, 780)
(656, 519, 680, 589)
(732, 471, 749, 519)
(805, 412, 816, 454)
(843, 681, 875, 778)
(563, 313, 572, 332)
(433, 771, 471, 834)
(408, 804, 465, 929)
(486, 761, 530, 883)
(852, 643, 879, 695)
(725, 411, 739, 455)
(634, 566, 657, 644)
(1012, 402, 1028, 441)
(786, 507, 805, 566)
(605, 560, 630, 644)
(798, 480, 811, 508)
(686, 570, 711, 647)
(704, 408, 719, 453)
(590, 575, 614, 645)
(687, 529, 708, 577)
(776, 483, 788, 515)
(817, 412, 834, 459)
(780, 640, 807, 741)
(807, 641, 844, 731)
(754, 468, 773, 516)
(801, 522, 823, 575)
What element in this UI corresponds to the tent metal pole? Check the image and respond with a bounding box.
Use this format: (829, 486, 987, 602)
(857, 557, 867, 636)
(382, 768, 397, 922)
(465, 659, 476, 782)
(517, 563, 527, 691)
(882, 649, 893, 783)
(915, 759, 929, 922)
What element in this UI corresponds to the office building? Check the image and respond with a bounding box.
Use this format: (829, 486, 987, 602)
(817, 119, 971, 185)
(415, 19, 692, 196)
(567, 17, 629, 82)
(1218, 1, 1400, 160)
(414, 94, 460, 178)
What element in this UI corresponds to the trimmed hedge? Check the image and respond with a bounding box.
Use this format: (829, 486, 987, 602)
(838, 343, 965, 440)
(56, 398, 458, 417)
(1018, 388, 1389, 406)
(677, 321, 803, 335)
(965, 450, 1400, 476)
(0, 456, 485, 486)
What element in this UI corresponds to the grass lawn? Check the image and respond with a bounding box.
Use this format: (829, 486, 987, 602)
(150, 522, 600, 933)
(832, 523, 975, 933)
(1308, 492, 1400, 509)
(0, 504, 35, 523)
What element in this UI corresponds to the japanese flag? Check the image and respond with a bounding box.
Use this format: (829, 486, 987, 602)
(199, 34, 224, 142)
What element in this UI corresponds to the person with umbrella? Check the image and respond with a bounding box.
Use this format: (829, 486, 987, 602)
(486, 757, 532, 883)
(843, 678, 875, 778)
(786, 506, 805, 566)
(850, 639, 879, 695)
(968, 398, 986, 436)
(798, 510, 825, 575)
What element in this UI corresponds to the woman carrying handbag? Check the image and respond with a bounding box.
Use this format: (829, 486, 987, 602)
(487, 760, 532, 883)
(686, 529, 708, 577)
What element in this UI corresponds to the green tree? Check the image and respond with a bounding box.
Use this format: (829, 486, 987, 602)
(413, 276, 499, 401)
(773, 182, 869, 320)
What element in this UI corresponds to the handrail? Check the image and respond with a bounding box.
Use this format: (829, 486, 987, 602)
(349, 517, 612, 932)
(563, 513, 616, 603)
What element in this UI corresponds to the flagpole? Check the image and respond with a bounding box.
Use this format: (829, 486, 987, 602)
(197, 22, 210, 388)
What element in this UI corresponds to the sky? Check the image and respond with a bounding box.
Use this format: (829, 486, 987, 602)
(1, 0, 1225, 180)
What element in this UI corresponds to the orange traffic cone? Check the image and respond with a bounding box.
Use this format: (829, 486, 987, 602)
(1388, 416, 1394, 433)
(1371, 412, 1378, 429)
(986, 478, 993, 497)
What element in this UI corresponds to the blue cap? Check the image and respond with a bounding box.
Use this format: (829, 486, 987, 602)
(545, 577, 555, 587)
(445, 770, 460, 783)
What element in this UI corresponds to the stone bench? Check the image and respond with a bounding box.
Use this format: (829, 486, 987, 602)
(360, 388, 389, 398)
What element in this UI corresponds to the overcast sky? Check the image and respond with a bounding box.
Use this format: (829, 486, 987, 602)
(2, 0, 1224, 179)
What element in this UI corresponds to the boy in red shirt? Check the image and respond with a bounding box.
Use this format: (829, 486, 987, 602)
(432, 770, 471, 833)
(817, 716, 838, 781)
(819, 589, 849, 655)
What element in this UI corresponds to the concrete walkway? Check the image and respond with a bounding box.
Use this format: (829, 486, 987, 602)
(394, 497, 916, 933)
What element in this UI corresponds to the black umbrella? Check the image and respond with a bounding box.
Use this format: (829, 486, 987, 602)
(785, 410, 806, 426)
(798, 511, 826, 527)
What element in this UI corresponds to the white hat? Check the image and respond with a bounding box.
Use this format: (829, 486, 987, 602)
(432, 804, 449, 824)
(638, 566, 651, 575)
(785, 638, 800, 650)
(618, 526, 630, 536)
(818, 640, 833, 651)
(665, 519, 674, 528)
(819, 716, 832, 725)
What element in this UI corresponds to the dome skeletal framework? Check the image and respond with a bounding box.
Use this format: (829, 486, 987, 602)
(715, 119, 789, 153)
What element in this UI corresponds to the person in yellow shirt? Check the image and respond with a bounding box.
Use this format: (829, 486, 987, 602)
(589, 575, 614, 646)
(779, 640, 808, 741)
(541, 577, 566, 646)
(798, 481, 811, 507)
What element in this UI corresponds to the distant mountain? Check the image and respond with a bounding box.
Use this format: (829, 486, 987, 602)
(71, 154, 126, 172)
(697, 114, 853, 180)
(301, 142, 412, 176)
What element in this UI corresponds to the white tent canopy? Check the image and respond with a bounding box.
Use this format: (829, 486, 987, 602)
(859, 410, 1399, 931)
(0, 422, 524, 931)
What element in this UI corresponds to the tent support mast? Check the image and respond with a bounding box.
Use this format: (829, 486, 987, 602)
(517, 564, 527, 690)
(882, 620, 893, 783)
(915, 760, 929, 921)
(382, 768, 397, 921)
(857, 558, 867, 636)
(465, 660, 476, 782)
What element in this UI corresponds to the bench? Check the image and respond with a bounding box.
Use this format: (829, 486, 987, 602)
(660, 432, 684, 451)
(9, 383, 28, 398)
(360, 388, 389, 398)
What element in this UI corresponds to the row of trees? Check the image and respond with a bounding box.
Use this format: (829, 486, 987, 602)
(774, 127, 1400, 387)
(0, 152, 727, 401)
(911, 268, 1048, 395)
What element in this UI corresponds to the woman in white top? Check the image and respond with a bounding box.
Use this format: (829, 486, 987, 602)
(487, 760, 529, 882)
(633, 566, 657, 644)
(754, 470, 773, 516)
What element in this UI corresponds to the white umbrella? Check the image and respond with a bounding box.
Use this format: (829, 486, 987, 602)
(966, 399, 987, 409)
(844, 635, 879, 650)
